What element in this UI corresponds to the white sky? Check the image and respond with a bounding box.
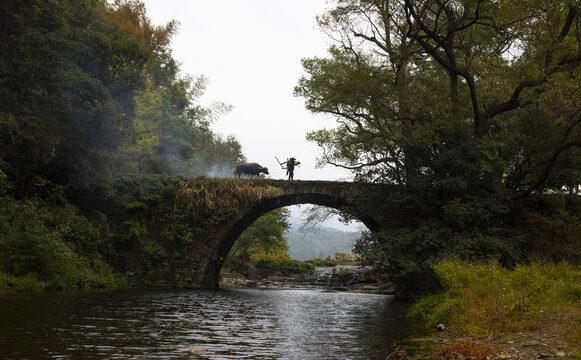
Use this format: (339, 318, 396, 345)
(141, 0, 361, 231)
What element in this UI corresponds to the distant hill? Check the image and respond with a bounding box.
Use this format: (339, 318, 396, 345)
(286, 226, 360, 261)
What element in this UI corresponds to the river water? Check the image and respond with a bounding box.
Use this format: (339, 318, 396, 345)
(0, 288, 427, 359)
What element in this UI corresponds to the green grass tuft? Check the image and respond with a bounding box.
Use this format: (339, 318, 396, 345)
(410, 260, 581, 345)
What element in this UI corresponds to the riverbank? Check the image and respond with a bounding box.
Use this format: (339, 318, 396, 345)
(400, 321, 580, 359)
(400, 260, 581, 360)
(220, 265, 394, 294)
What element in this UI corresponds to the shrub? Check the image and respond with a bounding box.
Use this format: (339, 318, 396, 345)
(255, 256, 314, 275)
(140, 243, 167, 268)
(0, 196, 124, 291)
(411, 260, 581, 341)
(0, 272, 44, 292)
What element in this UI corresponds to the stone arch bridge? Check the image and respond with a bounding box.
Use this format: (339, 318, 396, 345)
(90, 176, 397, 288)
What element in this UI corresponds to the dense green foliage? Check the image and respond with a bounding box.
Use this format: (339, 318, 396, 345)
(0, 0, 244, 290)
(0, 170, 123, 290)
(255, 257, 315, 276)
(296, 0, 581, 295)
(0, 0, 243, 188)
(410, 260, 581, 347)
(225, 208, 291, 275)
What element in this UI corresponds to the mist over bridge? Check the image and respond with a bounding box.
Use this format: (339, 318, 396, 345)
(89, 176, 397, 288)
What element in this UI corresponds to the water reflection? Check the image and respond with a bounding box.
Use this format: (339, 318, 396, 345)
(0, 288, 426, 359)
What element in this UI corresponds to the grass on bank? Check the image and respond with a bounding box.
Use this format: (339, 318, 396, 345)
(224, 253, 315, 276)
(254, 254, 315, 275)
(410, 260, 581, 348)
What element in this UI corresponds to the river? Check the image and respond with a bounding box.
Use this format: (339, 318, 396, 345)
(0, 287, 427, 359)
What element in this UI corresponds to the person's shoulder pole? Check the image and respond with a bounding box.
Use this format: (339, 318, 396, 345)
(275, 157, 287, 169)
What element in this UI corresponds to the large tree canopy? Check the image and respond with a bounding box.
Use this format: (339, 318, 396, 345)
(0, 0, 243, 193)
(296, 0, 581, 294)
(297, 0, 581, 196)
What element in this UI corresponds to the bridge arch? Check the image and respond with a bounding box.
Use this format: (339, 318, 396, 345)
(201, 183, 379, 287)
(89, 176, 396, 289)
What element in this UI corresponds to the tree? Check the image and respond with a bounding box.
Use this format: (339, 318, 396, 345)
(226, 208, 291, 273)
(296, 0, 424, 184)
(130, 84, 162, 173)
(0, 0, 244, 188)
(297, 0, 581, 194)
(0, 0, 165, 188)
(296, 0, 581, 295)
(402, 0, 581, 195)
(121, 74, 241, 176)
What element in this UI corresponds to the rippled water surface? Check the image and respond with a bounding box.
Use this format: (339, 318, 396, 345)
(0, 288, 426, 359)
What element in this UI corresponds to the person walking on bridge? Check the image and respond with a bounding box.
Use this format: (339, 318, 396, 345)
(283, 157, 300, 180)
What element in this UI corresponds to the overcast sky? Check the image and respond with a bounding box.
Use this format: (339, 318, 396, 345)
(140, 0, 351, 181)
(140, 0, 362, 231)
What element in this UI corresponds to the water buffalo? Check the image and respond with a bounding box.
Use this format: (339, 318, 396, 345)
(234, 163, 269, 178)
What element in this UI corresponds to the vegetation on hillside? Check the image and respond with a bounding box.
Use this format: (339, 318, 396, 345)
(1, 0, 244, 189)
(410, 260, 581, 355)
(296, 0, 581, 295)
(411, 261, 581, 338)
(0, 0, 244, 291)
(0, 170, 124, 291)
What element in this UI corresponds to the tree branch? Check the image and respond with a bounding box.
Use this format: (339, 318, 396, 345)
(559, 5, 578, 40)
